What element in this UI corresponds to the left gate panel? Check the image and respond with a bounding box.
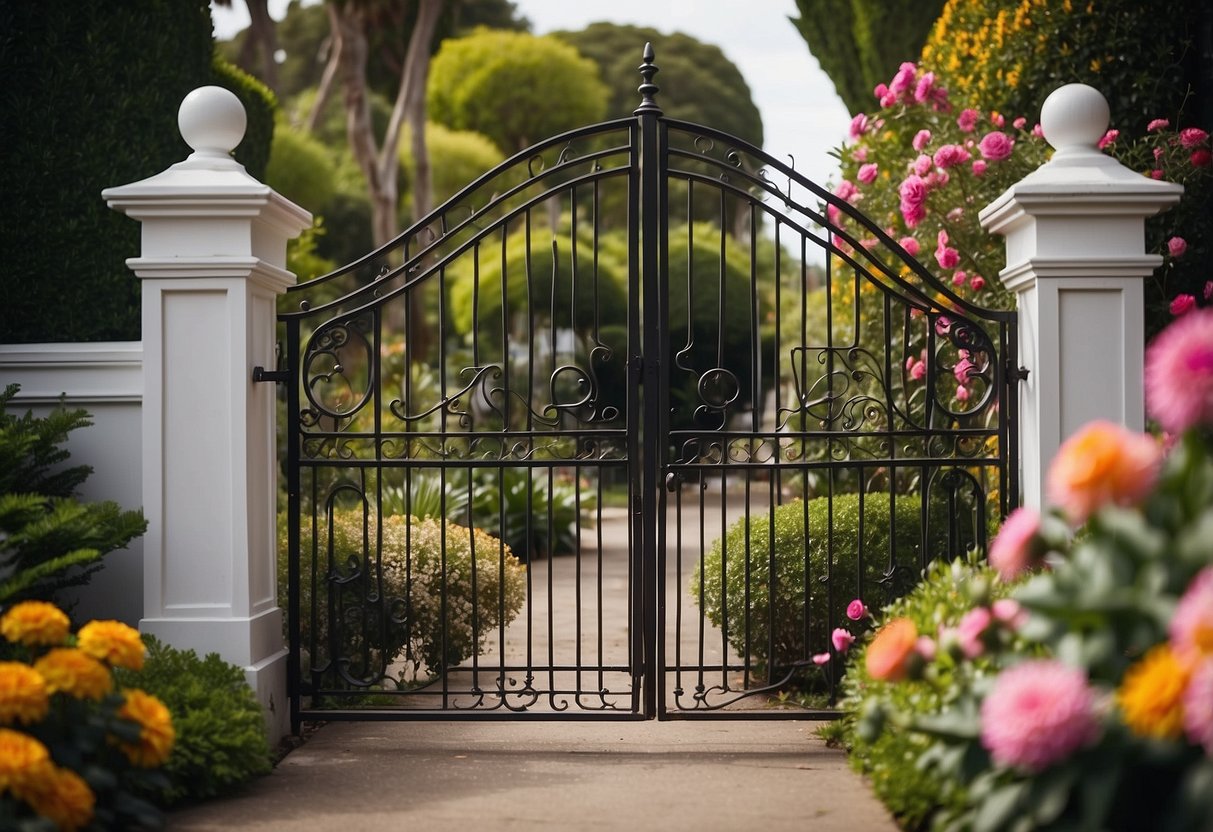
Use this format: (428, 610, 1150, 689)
(279, 121, 646, 720)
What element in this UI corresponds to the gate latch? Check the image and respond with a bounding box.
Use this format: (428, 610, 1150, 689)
(252, 366, 290, 384)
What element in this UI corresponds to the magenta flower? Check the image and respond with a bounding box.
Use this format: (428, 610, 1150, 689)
(935, 315, 952, 336)
(989, 507, 1042, 581)
(1180, 127, 1210, 148)
(1148, 118, 1170, 132)
(970, 275, 986, 292)
(873, 82, 888, 101)
(909, 360, 927, 381)
(1032, 123, 1044, 138)
(1170, 567, 1213, 662)
(834, 179, 859, 203)
(991, 112, 1005, 128)
(1171, 294, 1197, 317)
(899, 236, 920, 256)
(980, 661, 1100, 772)
(957, 607, 992, 658)
(1183, 660, 1213, 756)
(992, 599, 1028, 631)
(933, 143, 972, 169)
(1193, 149, 1213, 167)
(846, 599, 868, 621)
(914, 72, 936, 103)
(1150, 169, 1165, 179)
(1012, 116, 1027, 130)
(901, 201, 926, 228)
(857, 163, 879, 185)
(971, 159, 988, 177)
(831, 628, 856, 653)
(912, 129, 932, 151)
(955, 385, 970, 402)
(952, 271, 968, 287)
(1097, 129, 1119, 150)
(851, 145, 868, 163)
(1145, 307, 1213, 433)
(935, 229, 959, 270)
(957, 108, 980, 133)
(1168, 236, 1188, 258)
(849, 113, 869, 140)
(811, 652, 830, 666)
(888, 62, 917, 100)
(1154, 146, 1165, 160)
(978, 131, 1014, 161)
(912, 153, 933, 176)
(953, 355, 975, 384)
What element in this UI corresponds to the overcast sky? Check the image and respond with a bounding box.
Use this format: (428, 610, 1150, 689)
(210, 0, 851, 193)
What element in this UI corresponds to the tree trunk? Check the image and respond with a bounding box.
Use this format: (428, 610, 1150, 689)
(304, 9, 342, 134)
(404, 0, 442, 225)
(242, 0, 280, 92)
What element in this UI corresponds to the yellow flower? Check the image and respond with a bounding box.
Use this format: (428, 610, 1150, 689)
(0, 728, 49, 794)
(33, 649, 113, 701)
(14, 763, 95, 832)
(1118, 645, 1190, 739)
(0, 601, 70, 647)
(0, 662, 49, 725)
(76, 620, 145, 671)
(115, 689, 175, 767)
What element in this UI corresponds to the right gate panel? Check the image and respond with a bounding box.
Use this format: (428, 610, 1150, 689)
(654, 119, 1017, 717)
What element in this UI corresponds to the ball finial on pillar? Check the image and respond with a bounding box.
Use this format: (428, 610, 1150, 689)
(1040, 84, 1109, 159)
(177, 86, 247, 160)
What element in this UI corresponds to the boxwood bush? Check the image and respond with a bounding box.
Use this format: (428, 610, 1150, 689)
(279, 511, 527, 679)
(696, 492, 950, 669)
(114, 636, 271, 806)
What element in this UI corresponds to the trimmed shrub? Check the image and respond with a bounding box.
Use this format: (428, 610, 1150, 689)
(279, 511, 526, 678)
(696, 492, 948, 669)
(266, 123, 338, 212)
(114, 636, 271, 806)
(212, 56, 276, 181)
(399, 122, 505, 221)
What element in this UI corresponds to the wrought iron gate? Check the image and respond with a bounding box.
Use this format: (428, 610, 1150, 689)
(275, 45, 1018, 729)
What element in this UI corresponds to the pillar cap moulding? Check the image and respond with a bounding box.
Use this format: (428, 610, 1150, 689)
(979, 84, 1182, 235)
(101, 86, 311, 236)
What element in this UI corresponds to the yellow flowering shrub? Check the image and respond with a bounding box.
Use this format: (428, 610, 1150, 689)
(1118, 645, 1191, 740)
(0, 603, 175, 830)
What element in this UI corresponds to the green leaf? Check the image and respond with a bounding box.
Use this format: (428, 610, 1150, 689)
(974, 780, 1029, 832)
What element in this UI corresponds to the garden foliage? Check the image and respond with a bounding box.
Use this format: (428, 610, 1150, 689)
(114, 637, 271, 806)
(837, 310, 1213, 831)
(279, 511, 526, 679)
(0, 386, 146, 606)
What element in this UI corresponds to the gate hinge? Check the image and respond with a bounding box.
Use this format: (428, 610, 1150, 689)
(1005, 360, 1029, 383)
(252, 366, 290, 384)
(629, 354, 643, 372)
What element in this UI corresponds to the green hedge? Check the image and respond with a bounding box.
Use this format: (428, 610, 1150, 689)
(0, 2, 274, 344)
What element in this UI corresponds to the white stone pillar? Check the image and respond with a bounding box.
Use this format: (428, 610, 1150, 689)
(103, 87, 311, 743)
(979, 84, 1183, 510)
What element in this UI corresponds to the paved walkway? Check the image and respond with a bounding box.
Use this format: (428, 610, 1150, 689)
(169, 720, 898, 831)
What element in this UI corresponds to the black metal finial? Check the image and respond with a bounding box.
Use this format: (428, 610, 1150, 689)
(634, 42, 661, 116)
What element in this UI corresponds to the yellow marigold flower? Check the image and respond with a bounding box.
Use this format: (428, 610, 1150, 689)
(0, 601, 70, 647)
(0, 728, 49, 794)
(15, 764, 95, 832)
(115, 689, 175, 768)
(0, 662, 49, 726)
(76, 620, 145, 671)
(33, 649, 112, 701)
(1118, 645, 1190, 739)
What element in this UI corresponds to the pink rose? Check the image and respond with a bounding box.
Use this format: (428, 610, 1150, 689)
(935, 315, 951, 336)
(811, 652, 830, 665)
(889, 61, 918, 99)
(981, 661, 1100, 772)
(914, 72, 937, 103)
(946, 207, 964, 221)
(933, 143, 972, 169)
(846, 599, 868, 621)
(1150, 169, 1165, 179)
(849, 113, 870, 140)
(972, 159, 988, 177)
(857, 163, 879, 184)
(1154, 146, 1165, 160)
(936, 247, 959, 270)
(952, 270, 968, 287)
(1097, 129, 1119, 150)
(989, 506, 1042, 581)
(1192, 149, 1212, 167)
(1180, 127, 1210, 148)
(1147, 118, 1170, 132)
(900, 200, 926, 228)
(970, 275, 986, 291)
(1171, 294, 1197, 316)
(912, 153, 933, 176)
(991, 112, 1005, 128)
(1012, 117, 1027, 129)
(957, 607, 992, 658)
(834, 179, 859, 203)
(851, 145, 868, 162)
(909, 360, 927, 381)
(827, 203, 841, 225)
(912, 129, 932, 151)
(1032, 123, 1044, 138)
(899, 236, 920, 256)
(1146, 307, 1213, 434)
(1168, 236, 1188, 258)
(953, 355, 975, 384)
(898, 175, 927, 205)
(957, 108, 980, 133)
(832, 628, 856, 653)
(992, 599, 1028, 630)
(978, 131, 1014, 161)
(956, 385, 971, 401)
(873, 83, 889, 102)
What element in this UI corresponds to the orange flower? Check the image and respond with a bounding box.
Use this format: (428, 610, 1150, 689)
(1046, 421, 1162, 523)
(0, 662, 49, 725)
(33, 649, 113, 701)
(0, 728, 49, 794)
(76, 620, 145, 671)
(14, 763, 96, 831)
(114, 689, 175, 768)
(865, 618, 919, 682)
(0, 601, 70, 647)
(1118, 645, 1190, 739)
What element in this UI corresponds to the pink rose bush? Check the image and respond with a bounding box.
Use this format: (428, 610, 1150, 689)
(838, 310, 1213, 830)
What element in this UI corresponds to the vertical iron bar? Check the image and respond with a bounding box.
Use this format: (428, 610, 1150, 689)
(285, 318, 302, 733)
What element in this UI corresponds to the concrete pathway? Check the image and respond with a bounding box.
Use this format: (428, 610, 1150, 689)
(169, 720, 898, 831)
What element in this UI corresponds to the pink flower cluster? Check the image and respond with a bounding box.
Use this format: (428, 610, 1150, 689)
(874, 62, 949, 111)
(1145, 307, 1213, 434)
(980, 660, 1100, 771)
(1171, 568, 1213, 755)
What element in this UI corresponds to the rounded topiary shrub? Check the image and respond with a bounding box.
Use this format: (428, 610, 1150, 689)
(279, 511, 527, 679)
(114, 636, 271, 806)
(696, 492, 947, 669)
